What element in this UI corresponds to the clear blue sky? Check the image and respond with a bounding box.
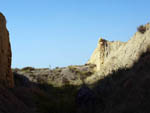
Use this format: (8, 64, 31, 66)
(0, 0, 150, 68)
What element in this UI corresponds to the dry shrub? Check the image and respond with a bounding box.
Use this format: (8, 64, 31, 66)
(137, 25, 146, 34)
(22, 67, 35, 71)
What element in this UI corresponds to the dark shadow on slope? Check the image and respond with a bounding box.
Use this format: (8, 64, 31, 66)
(13, 72, 78, 113)
(92, 50, 150, 113)
(8, 50, 150, 113)
(12, 69, 105, 113)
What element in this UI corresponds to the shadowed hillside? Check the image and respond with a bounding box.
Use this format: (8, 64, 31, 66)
(92, 49, 150, 113)
(6, 49, 150, 113)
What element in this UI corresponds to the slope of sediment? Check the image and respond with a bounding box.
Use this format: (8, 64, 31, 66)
(86, 23, 150, 84)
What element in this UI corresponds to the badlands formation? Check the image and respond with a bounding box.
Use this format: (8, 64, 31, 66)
(1, 11, 150, 87)
(1, 12, 150, 113)
(87, 23, 150, 83)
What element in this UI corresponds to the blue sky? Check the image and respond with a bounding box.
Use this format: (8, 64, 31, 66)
(1, 0, 150, 68)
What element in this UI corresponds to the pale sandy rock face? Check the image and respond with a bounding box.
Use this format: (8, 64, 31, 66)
(88, 38, 126, 71)
(0, 13, 14, 88)
(86, 23, 150, 84)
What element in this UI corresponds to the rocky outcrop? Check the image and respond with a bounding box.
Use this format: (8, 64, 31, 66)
(87, 23, 150, 84)
(88, 38, 126, 71)
(0, 13, 14, 88)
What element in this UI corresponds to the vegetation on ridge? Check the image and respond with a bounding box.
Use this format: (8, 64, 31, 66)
(138, 25, 146, 34)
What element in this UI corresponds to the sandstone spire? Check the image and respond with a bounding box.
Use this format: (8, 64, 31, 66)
(0, 13, 14, 88)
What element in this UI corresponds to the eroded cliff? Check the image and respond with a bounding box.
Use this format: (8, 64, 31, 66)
(87, 23, 150, 84)
(0, 13, 14, 88)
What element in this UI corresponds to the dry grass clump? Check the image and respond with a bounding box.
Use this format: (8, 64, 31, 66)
(52, 68, 62, 76)
(68, 65, 94, 82)
(85, 63, 96, 68)
(21, 67, 35, 71)
(68, 66, 77, 73)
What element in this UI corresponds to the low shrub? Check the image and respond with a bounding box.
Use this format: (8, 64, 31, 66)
(137, 25, 146, 34)
(21, 67, 35, 71)
(68, 66, 77, 73)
